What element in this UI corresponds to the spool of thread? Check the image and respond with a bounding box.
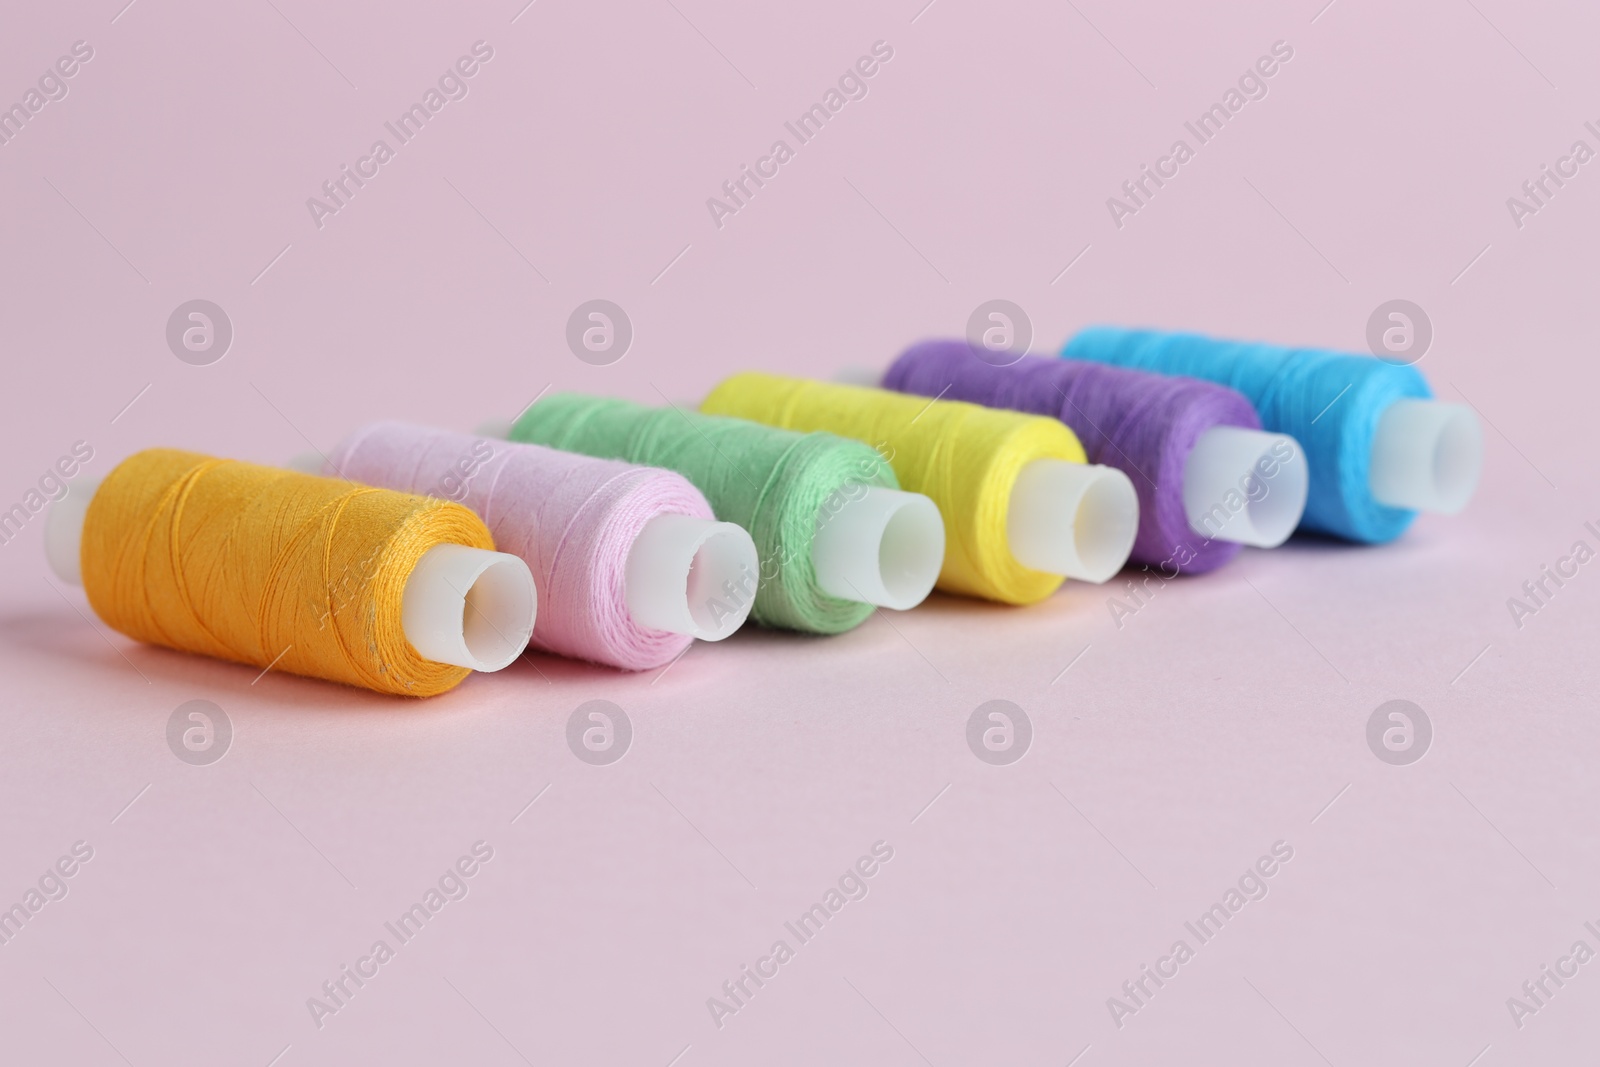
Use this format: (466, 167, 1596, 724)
(1064, 327, 1483, 543)
(882, 341, 1309, 574)
(44, 449, 536, 696)
(503, 393, 945, 634)
(325, 422, 759, 671)
(700, 373, 1140, 604)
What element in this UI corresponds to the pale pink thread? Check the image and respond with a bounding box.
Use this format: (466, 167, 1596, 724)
(328, 421, 714, 671)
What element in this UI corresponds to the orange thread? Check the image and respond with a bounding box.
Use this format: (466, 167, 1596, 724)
(82, 449, 494, 696)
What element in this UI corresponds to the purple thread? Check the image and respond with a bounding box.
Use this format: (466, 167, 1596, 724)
(884, 341, 1261, 575)
(328, 421, 717, 671)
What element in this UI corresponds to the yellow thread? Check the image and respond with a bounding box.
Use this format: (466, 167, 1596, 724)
(702, 373, 1088, 605)
(82, 449, 495, 696)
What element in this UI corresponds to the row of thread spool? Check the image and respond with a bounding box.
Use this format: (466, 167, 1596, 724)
(46, 327, 1482, 696)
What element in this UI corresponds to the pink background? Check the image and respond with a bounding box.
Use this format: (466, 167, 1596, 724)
(2, 0, 1597, 1063)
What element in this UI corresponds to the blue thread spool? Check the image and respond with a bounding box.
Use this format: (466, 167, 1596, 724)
(1063, 327, 1481, 543)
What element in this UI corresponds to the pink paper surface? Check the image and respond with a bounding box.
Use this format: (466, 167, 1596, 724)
(1, 1, 1596, 1063)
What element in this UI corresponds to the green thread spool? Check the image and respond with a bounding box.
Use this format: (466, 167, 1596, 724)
(509, 393, 941, 634)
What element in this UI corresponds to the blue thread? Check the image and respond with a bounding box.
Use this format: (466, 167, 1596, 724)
(1063, 327, 1431, 543)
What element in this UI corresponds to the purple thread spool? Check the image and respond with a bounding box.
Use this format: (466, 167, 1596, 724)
(884, 341, 1306, 575)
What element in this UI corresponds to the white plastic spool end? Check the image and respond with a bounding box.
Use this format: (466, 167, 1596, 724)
(401, 544, 536, 672)
(832, 365, 886, 387)
(812, 486, 944, 610)
(1007, 460, 1138, 583)
(626, 514, 759, 641)
(473, 418, 515, 441)
(286, 452, 327, 475)
(1182, 427, 1309, 548)
(1369, 399, 1483, 515)
(45, 477, 100, 585)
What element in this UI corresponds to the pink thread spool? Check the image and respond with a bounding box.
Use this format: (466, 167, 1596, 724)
(326, 422, 759, 671)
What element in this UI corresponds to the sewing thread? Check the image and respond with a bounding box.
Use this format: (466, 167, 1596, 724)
(1064, 327, 1431, 542)
(701, 372, 1086, 605)
(329, 422, 735, 671)
(509, 394, 894, 634)
(885, 341, 1259, 574)
(81, 449, 496, 696)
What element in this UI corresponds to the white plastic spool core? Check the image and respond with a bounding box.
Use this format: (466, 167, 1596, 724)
(399, 544, 535, 671)
(1369, 399, 1483, 515)
(626, 513, 759, 640)
(1182, 427, 1309, 548)
(832, 365, 885, 387)
(44, 477, 98, 585)
(812, 486, 944, 610)
(46, 482, 536, 673)
(1007, 460, 1138, 583)
(286, 451, 326, 475)
(473, 418, 515, 441)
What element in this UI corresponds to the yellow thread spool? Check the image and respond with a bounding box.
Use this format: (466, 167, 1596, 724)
(79, 449, 514, 696)
(703, 373, 1100, 605)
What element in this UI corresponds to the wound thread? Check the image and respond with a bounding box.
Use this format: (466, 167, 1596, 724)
(81, 448, 495, 696)
(885, 340, 1259, 574)
(1064, 326, 1430, 543)
(508, 393, 894, 635)
(701, 372, 1085, 605)
(328, 422, 727, 671)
